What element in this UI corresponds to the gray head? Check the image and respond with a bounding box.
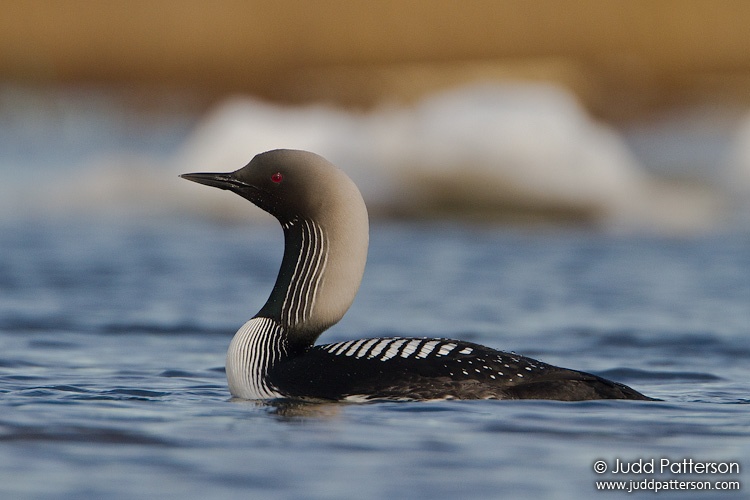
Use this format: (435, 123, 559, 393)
(181, 149, 358, 223)
(181, 149, 369, 344)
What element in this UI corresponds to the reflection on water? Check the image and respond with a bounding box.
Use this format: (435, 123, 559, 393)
(259, 399, 346, 420)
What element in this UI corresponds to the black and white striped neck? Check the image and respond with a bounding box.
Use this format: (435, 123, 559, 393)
(258, 216, 331, 345)
(226, 216, 330, 399)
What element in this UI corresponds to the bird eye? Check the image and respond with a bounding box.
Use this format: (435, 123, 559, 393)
(270, 172, 283, 183)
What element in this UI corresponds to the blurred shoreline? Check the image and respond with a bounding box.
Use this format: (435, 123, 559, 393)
(1, 82, 747, 233)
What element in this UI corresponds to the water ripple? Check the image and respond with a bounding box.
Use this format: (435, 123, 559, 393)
(0, 423, 173, 446)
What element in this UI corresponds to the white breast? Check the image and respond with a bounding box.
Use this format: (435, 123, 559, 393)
(226, 317, 286, 399)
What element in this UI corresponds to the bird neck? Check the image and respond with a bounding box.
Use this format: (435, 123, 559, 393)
(258, 204, 368, 349)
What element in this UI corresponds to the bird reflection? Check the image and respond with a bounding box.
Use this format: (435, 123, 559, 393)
(231, 397, 345, 420)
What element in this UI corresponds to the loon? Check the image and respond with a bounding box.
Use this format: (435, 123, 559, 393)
(181, 149, 652, 402)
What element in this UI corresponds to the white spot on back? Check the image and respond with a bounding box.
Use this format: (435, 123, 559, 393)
(380, 339, 408, 361)
(437, 343, 457, 356)
(354, 338, 380, 359)
(399, 340, 422, 358)
(367, 339, 392, 359)
(416, 341, 440, 359)
(332, 342, 351, 355)
(459, 347, 473, 355)
(343, 339, 367, 357)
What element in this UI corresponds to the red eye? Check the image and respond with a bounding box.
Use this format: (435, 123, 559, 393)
(270, 172, 283, 183)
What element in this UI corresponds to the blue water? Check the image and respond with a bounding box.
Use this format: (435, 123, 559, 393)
(1, 216, 748, 499)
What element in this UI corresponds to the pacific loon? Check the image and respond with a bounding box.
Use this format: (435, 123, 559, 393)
(181, 149, 652, 402)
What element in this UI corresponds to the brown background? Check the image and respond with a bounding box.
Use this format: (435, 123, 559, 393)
(2, 1, 750, 118)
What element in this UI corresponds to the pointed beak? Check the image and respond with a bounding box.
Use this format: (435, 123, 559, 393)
(179, 172, 249, 192)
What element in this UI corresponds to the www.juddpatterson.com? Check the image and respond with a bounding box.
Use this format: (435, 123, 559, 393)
(592, 458, 741, 493)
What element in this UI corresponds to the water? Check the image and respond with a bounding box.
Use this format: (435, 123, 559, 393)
(1, 217, 748, 499)
(1, 82, 749, 498)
